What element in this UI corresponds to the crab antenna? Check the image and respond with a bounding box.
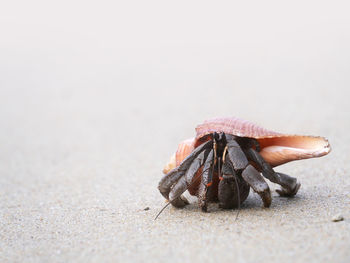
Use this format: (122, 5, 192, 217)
(232, 172, 241, 221)
(154, 202, 171, 220)
(227, 161, 241, 221)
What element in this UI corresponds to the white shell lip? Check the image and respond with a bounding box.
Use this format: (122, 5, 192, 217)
(259, 136, 331, 167)
(314, 137, 331, 156)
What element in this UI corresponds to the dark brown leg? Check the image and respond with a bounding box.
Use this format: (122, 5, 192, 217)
(275, 172, 301, 196)
(244, 148, 300, 196)
(168, 148, 210, 207)
(218, 160, 250, 209)
(158, 140, 212, 199)
(241, 164, 271, 207)
(197, 149, 214, 212)
(225, 134, 249, 170)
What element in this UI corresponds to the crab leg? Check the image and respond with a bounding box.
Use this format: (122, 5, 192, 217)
(241, 164, 272, 207)
(218, 156, 250, 209)
(244, 148, 300, 196)
(169, 149, 210, 207)
(218, 134, 252, 208)
(218, 161, 238, 209)
(225, 134, 249, 170)
(158, 140, 213, 199)
(275, 172, 301, 197)
(197, 149, 214, 212)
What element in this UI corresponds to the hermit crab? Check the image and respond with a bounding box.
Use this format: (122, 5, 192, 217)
(158, 117, 331, 214)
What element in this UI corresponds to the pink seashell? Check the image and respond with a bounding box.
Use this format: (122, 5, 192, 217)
(163, 117, 331, 173)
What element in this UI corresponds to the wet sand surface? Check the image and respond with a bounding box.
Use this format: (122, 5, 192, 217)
(1, 1, 350, 262)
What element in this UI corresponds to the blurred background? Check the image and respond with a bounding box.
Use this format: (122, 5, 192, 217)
(1, 1, 349, 262)
(2, 0, 349, 125)
(1, 0, 349, 162)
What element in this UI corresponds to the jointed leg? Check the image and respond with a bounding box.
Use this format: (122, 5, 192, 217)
(198, 149, 214, 212)
(218, 160, 250, 209)
(244, 148, 300, 196)
(241, 164, 271, 207)
(169, 148, 210, 207)
(275, 172, 301, 196)
(158, 140, 212, 199)
(167, 174, 189, 208)
(225, 134, 249, 170)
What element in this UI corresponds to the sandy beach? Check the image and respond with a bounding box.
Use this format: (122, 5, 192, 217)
(1, 1, 350, 262)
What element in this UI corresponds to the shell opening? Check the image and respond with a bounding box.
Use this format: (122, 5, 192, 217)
(258, 136, 331, 167)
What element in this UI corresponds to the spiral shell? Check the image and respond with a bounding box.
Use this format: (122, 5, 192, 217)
(163, 117, 331, 173)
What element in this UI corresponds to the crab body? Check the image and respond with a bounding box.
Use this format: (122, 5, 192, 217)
(159, 117, 331, 213)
